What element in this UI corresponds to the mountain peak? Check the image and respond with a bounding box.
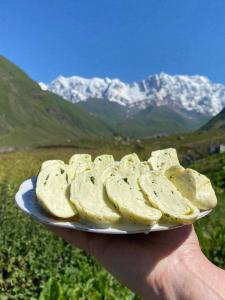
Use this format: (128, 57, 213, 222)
(40, 73, 225, 115)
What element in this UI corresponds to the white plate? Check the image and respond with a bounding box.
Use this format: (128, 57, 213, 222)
(15, 177, 212, 235)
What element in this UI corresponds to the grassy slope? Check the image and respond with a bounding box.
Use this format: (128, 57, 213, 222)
(78, 99, 210, 138)
(116, 106, 209, 137)
(0, 56, 112, 146)
(201, 107, 225, 131)
(77, 98, 127, 128)
(117, 106, 190, 137)
(60, 126, 225, 164)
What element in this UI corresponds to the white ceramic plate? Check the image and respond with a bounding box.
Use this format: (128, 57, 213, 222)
(15, 177, 212, 235)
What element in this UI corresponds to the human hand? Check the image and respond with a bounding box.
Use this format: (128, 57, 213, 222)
(47, 224, 210, 299)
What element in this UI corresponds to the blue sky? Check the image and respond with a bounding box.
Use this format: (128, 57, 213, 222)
(1, 0, 225, 84)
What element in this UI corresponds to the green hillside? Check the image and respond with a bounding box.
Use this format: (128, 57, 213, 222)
(117, 106, 209, 138)
(201, 107, 225, 131)
(77, 98, 127, 127)
(0, 56, 112, 146)
(79, 98, 210, 138)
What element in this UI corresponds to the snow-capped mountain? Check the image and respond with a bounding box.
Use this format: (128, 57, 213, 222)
(40, 73, 225, 116)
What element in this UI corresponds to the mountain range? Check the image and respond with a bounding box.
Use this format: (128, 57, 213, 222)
(40, 73, 225, 116)
(0, 54, 224, 147)
(40, 73, 225, 137)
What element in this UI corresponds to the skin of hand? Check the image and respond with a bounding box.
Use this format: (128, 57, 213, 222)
(48, 225, 225, 300)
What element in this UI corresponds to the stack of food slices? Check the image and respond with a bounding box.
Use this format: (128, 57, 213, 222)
(36, 149, 217, 227)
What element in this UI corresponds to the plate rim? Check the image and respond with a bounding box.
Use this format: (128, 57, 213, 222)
(15, 177, 212, 235)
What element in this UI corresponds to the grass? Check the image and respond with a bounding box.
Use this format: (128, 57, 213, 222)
(0, 56, 112, 147)
(0, 143, 224, 299)
(0, 148, 138, 300)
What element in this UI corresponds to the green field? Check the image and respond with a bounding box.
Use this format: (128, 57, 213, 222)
(0, 142, 224, 299)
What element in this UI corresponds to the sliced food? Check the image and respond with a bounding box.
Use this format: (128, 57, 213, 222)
(139, 171, 199, 223)
(93, 155, 114, 178)
(105, 175, 162, 225)
(165, 166, 217, 210)
(148, 148, 180, 172)
(36, 166, 76, 218)
(68, 154, 92, 180)
(119, 153, 140, 171)
(70, 171, 121, 225)
(41, 160, 65, 170)
(118, 153, 148, 180)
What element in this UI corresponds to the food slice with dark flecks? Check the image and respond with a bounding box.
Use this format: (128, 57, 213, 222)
(148, 148, 180, 173)
(36, 166, 77, 218)
(139, 171, 199, 223)
(70, 171, 121, 225)
(105, 174, 162, 225)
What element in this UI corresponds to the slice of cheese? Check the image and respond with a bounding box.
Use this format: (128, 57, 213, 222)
(105, 175, 162, 225)
(148, 148, 180, 172)
(36, 166, 77, 218)
(68, 154, 93, 180)
(139, 171, 199, 223)
(165, 167, 217, 210)
(70, 171, 121, 225)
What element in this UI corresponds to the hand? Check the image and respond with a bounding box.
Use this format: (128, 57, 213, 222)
(48, 224, 208, 299)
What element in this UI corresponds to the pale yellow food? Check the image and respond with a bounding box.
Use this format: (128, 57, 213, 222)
(93, 155, 115, 180)
(105, 174, 162, 225)
(148, 148, 180, 172)
(120, 153, 140, 166)
(68, 154, 92, 180)
(36, 150, 217, 226)
(165, 166, 217, 210)
(94, 155, 114, 171)
(118, 153, 150, 181)
(36, 166, 77, 218)
(70, 171, 121, 225)
(99, 163, 121, 187)
(41, 160, 65, 170)
(119, 153, 140, 175)
(139, 171, 199, 223)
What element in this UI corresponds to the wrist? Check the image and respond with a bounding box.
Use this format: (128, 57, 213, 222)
(145, 244, 204, 300)
(151, 249, 225, 300)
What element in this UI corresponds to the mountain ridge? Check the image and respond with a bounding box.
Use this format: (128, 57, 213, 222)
(201, 107, 225, 131)
(40, 72, 225, 116)
(0, 55, 113, 146)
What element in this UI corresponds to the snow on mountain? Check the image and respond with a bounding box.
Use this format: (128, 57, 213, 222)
(40, 73, 225, 116)
(39, 82, 48, 91)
